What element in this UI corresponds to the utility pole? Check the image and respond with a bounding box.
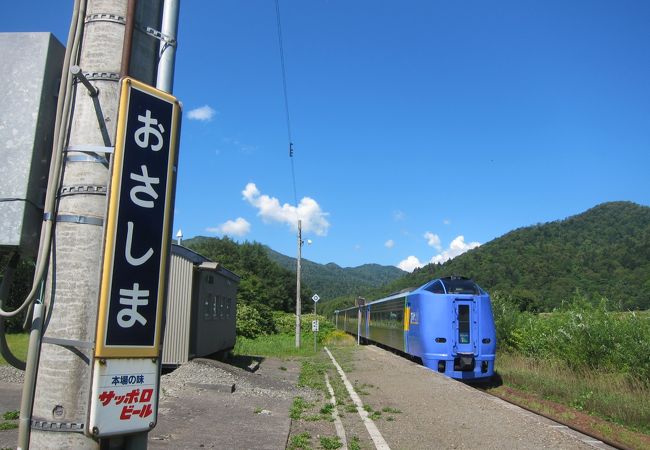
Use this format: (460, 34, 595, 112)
(27, 1, 165, 448)
(295, 219, 302, 348)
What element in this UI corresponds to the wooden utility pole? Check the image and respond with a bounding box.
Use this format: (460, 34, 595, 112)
(28, 1, 164, 447)
(295, 219, 302, 348)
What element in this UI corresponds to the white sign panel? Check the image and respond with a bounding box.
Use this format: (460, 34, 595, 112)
(312, 320, 319, 332)
(88, 358, 158, 437)
(312, 294, 320, 303)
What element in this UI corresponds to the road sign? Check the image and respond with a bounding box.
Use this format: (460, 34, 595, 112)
(90, 78, 180, 437)
(312, 320, 319, 332)
(312, 294, 320, 303)
(95, 77, 180, 358)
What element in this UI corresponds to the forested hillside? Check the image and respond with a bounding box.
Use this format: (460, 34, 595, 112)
(265, 247, 405, 300)
(321, 202, 650, 316)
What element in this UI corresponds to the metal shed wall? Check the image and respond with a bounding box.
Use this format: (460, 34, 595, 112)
(161, 252, 194, 365)
(191, 267, 239, 358)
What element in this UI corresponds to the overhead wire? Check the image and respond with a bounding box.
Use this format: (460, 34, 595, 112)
(274, 0, 299, 211)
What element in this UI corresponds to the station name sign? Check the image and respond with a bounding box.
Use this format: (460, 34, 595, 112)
(95, 77, 181, 358)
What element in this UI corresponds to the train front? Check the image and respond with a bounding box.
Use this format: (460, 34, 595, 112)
(414, 277, 497, 381)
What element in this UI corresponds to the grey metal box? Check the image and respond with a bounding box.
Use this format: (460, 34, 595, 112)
(0, 33, 64, 256)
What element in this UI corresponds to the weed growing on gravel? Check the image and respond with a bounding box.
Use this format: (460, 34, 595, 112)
(298, 360, 327, 392)
(319, 436, 342, 449)
(0, 410, 19, 431)
(289, 432, 312, 449)
(348, 436, 361, 450)
(2, 411, 19, 420)
(363, 405, 382, 420)
(304, 414, 323, 422)
(354, 382, 371, 396)
(381, 406, 402, 414)
(290, 397, 311, 420)
(320, 403, 334, 415)
(344, 404, 357, 413)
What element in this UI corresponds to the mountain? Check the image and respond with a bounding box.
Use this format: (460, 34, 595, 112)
(264, 246, 406, 301)
(374, 201, 650, 312)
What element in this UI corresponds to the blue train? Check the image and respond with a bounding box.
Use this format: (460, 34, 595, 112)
(334, 276, 496, 381)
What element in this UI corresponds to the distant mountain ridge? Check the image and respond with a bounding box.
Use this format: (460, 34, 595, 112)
(373, 201, 650, 312)
(264, 246, 406, 301)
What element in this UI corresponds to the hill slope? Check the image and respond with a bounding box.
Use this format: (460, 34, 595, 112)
(380, 201, 650, 311)
(265, 246, 406, 301)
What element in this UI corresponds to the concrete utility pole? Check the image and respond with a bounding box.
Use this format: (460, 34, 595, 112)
(295, 219, 302, 348)
(29, 1, 164, 448)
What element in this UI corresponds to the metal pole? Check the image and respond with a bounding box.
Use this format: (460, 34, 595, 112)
(313, 300, 317, 352)
(295, 219, 301, 348)
(156, 0, 180, 92)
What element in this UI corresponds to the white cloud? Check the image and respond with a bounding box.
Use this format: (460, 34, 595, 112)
(242, 183, 330, 236)
(424, 232, 442, 250)
(393, 210, 406, 221)
(398, 255, 424, 272)
(443, 219, 451, 225)
(396, 235, 481, 272)
(187, 105, 216, 121)
(429, 235, 480, 264)
(385, 239, 395, 249)
(206, 217, 251, 237)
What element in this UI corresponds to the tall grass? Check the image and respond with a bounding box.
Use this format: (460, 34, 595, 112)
(492, 294, 650, 383)
(498, 352, 650, 433)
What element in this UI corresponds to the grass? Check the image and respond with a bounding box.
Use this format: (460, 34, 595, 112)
(319, 436, 342, 449)
(496, 352, 650, 434)
(0, 422, 18, 431)
(0, 333, 28, 365)
(2, 411, 19, 421)
(289, 432, 311, 449)
(290, 397, 311, 420)
(0, 410, 19, 432)
(234, 333, 321, 358)
(348, 436, 361, 450)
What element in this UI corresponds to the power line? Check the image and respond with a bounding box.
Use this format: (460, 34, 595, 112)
(274, 0, 299, 209)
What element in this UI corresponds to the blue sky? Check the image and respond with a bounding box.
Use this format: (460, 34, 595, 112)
(4, 1, 650, 271)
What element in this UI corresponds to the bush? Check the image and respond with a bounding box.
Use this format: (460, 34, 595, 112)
(236, 304, 266, 339)
(491, 292, 527, 351)
(273, 311, 297, 334)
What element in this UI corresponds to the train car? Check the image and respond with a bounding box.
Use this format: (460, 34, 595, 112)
(334, 276, 496, 381)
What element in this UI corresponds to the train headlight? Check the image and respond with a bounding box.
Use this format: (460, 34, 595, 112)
(481, 361, 489, 373)
(437, 361, 446, 373)
(482, 338, 491, 344)
(435, 337, 446, 343)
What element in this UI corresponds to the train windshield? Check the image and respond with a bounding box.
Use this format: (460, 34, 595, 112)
(441, 278, 481, 295)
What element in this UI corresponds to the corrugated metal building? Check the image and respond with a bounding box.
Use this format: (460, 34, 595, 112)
(162, 244, 240, 367)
